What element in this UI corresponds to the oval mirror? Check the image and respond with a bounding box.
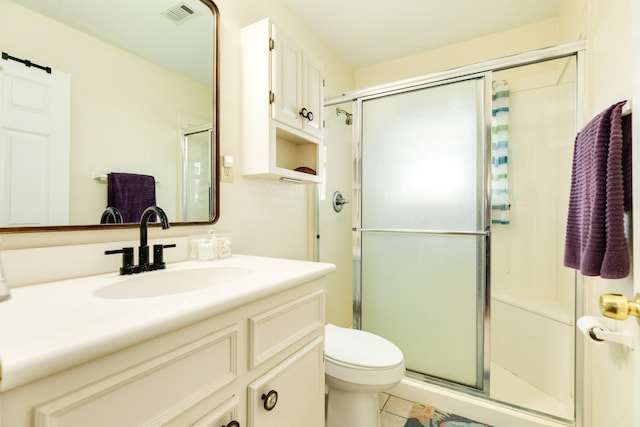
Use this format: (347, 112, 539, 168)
(0, 0, 219, 230)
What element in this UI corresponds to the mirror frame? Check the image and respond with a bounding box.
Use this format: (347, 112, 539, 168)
(1, 0, 220, 233)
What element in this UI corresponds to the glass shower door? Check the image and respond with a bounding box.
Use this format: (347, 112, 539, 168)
(358, 76, 487, 389)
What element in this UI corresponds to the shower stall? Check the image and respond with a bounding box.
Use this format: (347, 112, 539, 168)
(320, 42, 582, 425)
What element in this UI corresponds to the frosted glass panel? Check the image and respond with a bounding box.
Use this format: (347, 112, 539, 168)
(361, 232, 482, 387)
(359, 77, 485, 389)
(361, 79, 483, 231)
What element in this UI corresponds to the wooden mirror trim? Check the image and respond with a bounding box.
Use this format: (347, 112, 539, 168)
(1, 0, 220, 233)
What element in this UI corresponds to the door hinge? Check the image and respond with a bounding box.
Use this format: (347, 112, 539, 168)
(269, 38, 275, 51)
(269, 91, 275, 104)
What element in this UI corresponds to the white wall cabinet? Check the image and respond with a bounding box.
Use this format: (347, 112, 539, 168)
(0, 279, 326, 427)
(242, 18, 324, 183)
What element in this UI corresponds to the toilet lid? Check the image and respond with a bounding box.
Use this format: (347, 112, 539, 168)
(325, 324, 404, 369)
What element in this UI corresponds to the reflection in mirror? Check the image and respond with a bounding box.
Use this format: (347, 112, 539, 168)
(0, 0, 219, 230)
(181, 125, 213, 222)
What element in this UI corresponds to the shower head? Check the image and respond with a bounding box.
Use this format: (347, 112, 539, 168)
(336, 107, 353, 125)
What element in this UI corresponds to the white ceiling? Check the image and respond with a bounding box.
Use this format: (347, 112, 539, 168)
(284, 0, 563, 68)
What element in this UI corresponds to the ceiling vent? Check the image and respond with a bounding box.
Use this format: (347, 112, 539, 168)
(162, 2, 197, 24)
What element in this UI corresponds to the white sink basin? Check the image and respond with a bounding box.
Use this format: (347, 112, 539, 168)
(94, 266, 252, 299)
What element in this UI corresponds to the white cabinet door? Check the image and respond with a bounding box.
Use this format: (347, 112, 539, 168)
(247, 337, 324, 427)
(271, 25, 302, 130)
(301, 54, 324, 138)
(33, 327, 237, 427)
(271, 24, 323, 140)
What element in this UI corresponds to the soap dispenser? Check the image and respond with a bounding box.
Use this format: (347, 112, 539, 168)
(0, 254, 11, 302)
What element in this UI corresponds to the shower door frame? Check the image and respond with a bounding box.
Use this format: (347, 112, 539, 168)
(324, 39, 587, 421)
(353, 73, 492, 393)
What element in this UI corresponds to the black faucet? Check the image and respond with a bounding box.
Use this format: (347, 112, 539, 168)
(105, 205, 175, 275)
(138, 206, 170, 269)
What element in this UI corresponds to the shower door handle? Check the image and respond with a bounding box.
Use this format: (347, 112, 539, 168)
(353, 227, 490, 237)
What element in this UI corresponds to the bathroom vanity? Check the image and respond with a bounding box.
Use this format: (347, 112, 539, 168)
(0, 255, 334, 426)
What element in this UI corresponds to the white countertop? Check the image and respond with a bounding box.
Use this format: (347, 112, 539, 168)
(0, 255, 335, 391)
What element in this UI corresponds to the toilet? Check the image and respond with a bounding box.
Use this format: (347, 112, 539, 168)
(324, 324, 405, 427)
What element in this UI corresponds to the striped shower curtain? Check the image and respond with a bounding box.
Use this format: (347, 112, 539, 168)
(491, 81, 510, 225)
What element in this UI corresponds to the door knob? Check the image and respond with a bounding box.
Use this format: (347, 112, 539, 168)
(599, 293, 640, 320)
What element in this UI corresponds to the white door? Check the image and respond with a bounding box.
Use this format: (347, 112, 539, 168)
(0, 57, 70, 226)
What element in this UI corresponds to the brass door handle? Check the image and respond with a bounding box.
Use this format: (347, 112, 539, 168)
(599, 293, 640, 320)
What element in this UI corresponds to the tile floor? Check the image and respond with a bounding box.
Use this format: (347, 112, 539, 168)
(379, 393, 415, 427)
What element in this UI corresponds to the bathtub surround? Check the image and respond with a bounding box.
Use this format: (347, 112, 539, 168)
(563, 101, 632, 279)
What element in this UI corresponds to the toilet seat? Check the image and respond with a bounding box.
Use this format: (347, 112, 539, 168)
(324, 324, 405, 387)
(325, 324, 404, 368)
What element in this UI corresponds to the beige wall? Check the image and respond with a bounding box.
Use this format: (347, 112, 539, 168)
(354, 18, 561, 90)
(353, 0, 587, 91)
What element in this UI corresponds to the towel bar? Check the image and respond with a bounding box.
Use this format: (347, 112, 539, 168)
(92, 173, 160, 184)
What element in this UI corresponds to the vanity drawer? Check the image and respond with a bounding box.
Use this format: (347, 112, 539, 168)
(248, 289, 324, 369)
(33, 325, 238, 427)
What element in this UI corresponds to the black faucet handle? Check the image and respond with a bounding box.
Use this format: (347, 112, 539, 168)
(105, 247, 136, 275)
(152, 243, 176, 270)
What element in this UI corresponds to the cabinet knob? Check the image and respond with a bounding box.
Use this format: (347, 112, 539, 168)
(261, 389, 278, 411)
(299, 108, 314, 121)
(223, 421, 240, 427)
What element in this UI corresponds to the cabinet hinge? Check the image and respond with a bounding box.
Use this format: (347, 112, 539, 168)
(269, 38, 275, 51)
(323, 79, 326, 87)
(269, 91, 275, 104)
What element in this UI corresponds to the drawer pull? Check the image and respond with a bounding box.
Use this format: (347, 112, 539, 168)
(223, 421, 240, 427)
(261, 389, 278, 411)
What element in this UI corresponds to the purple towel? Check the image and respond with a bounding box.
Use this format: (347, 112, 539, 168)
(563, 101, 632, 279)
(107, 172, 156, 223)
